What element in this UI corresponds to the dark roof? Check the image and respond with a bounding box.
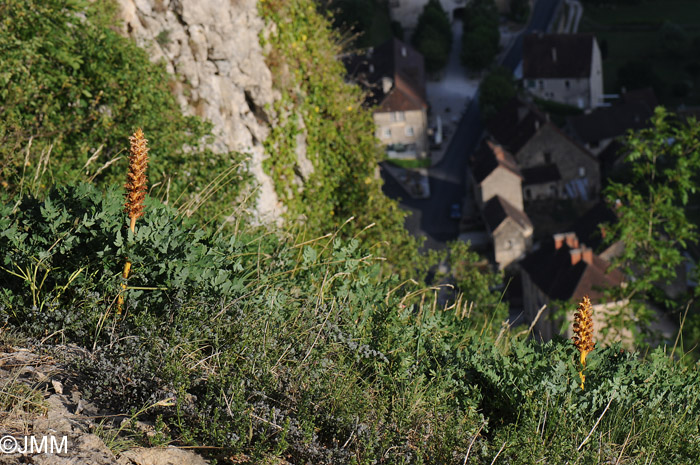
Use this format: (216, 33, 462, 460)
(523, 33, 596, 79)
(483, 195, 533, 234)
(521, 234, 624, 302)
(566, 102, 653, 144)
(570, 202, 618, 252)
(471, 140, 522, 183)
(522, 164, 561, 185)
(344, 38, 427, 112)
(486, 98, 547, 154)
(622, 87, 658, 110)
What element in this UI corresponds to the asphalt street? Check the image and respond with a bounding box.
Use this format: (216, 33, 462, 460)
(380, 0, 562, 250)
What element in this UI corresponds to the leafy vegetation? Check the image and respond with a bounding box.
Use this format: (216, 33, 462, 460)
(479, 66, 517, 121)
(411, 0, 452, 73)
(461, 0, 500, 71)
(0, 0, 244, 222)
(601, 108, 700, 348)
(2, 184, 700, 464)
(259, 0, 420, 275)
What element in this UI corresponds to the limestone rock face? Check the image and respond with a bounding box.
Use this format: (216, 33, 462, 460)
(114, 0, 283, 224)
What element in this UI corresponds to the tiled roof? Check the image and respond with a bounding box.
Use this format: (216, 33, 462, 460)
(483, 195, 533, 234)
(521, 234, 624, 302)
(345, 38, 427, 112)
(522, 164, 561, 185)
(471, 140, 522, 184)
(566, 102, 652, 144)
(523, 33, 596, 79)
(486, 98, 547, 154)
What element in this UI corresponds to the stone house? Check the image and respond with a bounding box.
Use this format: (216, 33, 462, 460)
(520, 232, 625, 341)
(471, 140, 524, 210)
(346, 38, 429, 159)
(483, 196, 534, 270)
(470, 140, 533, 269)
(523, 33, 603, 109)
(487, 99, 600, 201)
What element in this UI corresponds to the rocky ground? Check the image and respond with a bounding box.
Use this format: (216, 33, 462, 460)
(0, 345, 207, 465)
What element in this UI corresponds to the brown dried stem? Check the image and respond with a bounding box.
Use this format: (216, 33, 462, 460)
(572, 295, 595, 390)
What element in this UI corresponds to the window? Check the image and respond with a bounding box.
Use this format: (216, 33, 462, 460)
(505, 239, 513, 250)
(525, 188, 531, 200)
(565, 80, 570, 89)
(544, 152, 551, 164)
(384, 128, 392, 139)
(578, 166, 586, 177)
(538, 80, 544, 90)
(390, 111, 405, 122)
(405, 126, 414, 137)
(527, 80, 535, 88)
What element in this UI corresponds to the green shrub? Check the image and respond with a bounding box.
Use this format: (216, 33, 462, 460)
(0, 0, 244, 222)
(480, 67, 516, 120)
(461, 0, 500, 70)
(412, 0, 452, 73)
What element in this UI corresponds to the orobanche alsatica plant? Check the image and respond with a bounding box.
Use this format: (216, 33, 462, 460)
(572, 295, 595, 390)
(117, 128, 150, 314)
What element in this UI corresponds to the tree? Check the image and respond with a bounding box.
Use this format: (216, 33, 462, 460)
(461, 0, 500, 71)
(412, 0, 452, 73)
(479, 67, 516, 120)
(659, 21, 689, 57)
(601, 108, 700, 344)
(617, 60, 665, 95)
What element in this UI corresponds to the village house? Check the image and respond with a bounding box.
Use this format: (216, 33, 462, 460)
(520, 232, 625, 341)
(470, 141, 533, 269)
(345, 38, 429, 160)
(487, 99, 600, 202)
(523, 33, 603, 109)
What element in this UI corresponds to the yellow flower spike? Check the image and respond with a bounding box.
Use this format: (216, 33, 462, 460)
(117, 128, 150, 315)
(572, 296, 595, 390)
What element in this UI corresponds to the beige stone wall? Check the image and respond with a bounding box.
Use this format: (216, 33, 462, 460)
(517, 125, 600, 198)
(478, 168, 524, 210)
(523, 181, 562, 201)
(589, 39, 604, 109)
(526, 77, 591, 109)
(374, 109, 429, 157)
(493, 219, 532, 270)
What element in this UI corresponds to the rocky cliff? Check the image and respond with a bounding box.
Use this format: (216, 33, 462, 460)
(114, 0, 283, 224)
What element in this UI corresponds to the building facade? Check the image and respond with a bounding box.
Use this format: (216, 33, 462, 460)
(523, 34, 603, 109)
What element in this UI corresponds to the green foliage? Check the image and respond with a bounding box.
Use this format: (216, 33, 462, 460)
(259, 0, 420, 275)
(602, 108, 700, 345)
(412, 0, 452, 73)
(2, 184, 700, 463)
(479, 66, 516, 121)
(0, 0, 244, 222)
(461, 0, 500, 71)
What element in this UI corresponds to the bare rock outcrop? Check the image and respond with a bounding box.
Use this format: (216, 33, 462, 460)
(114, 0, 284, 224)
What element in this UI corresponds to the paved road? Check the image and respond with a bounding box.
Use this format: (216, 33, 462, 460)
(381, 0, 561, 250)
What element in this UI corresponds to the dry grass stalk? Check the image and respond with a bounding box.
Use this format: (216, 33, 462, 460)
(572, 295, 595, 390)
(117, 129, 149, 314)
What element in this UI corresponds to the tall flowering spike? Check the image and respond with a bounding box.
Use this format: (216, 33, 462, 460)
(572, 295, 595, 389)
(125, 128, 149, 224)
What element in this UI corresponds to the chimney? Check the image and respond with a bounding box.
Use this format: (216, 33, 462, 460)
(552, 47, 557, 62)
(570, 248, 583, 265)
(553, 233, 566, 250)
(564, 232, 579, 249)
(381, 76, 393, 94)
(582, 247, 593, 265)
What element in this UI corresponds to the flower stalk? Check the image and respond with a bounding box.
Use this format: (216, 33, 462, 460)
(572, 295, 595, 390)
(117, 128, 149, 314)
